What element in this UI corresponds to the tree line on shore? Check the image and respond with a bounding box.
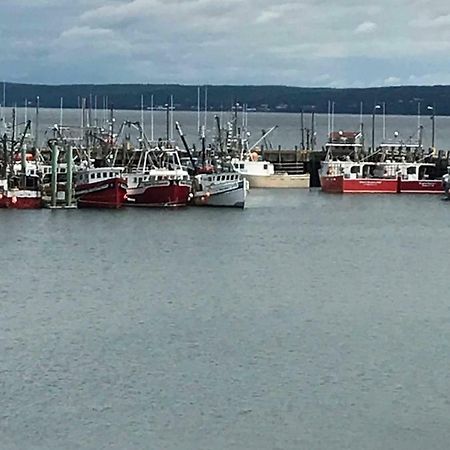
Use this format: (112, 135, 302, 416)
(1, 82, 448, 115)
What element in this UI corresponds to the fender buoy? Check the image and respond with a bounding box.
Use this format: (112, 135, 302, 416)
(12, 196, 17, 204)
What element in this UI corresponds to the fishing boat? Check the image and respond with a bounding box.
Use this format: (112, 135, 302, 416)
(0, 113, 43, 208)
(192, 168, 248, 208)
(397, 162, 443, 194)
(176, 121, 248, 208)
(224, 111, 309, 188)
(124, 147, 191, 207)
(231, 156, 310, 188)
(319, 159, 399, 193)
(0, 175, 43, 208)
(75, 166, 127, 208)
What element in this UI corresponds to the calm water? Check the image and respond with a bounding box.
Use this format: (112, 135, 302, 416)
(4, 107, 450, 150)
(2, 190, 450, 449)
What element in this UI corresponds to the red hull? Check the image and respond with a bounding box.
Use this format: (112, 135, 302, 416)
(76, 178, 127, 209)
(320, 175, 399, 193)
(0, 191, 43, 209)
(399, 179, 444, 194)
(126, 182, 190, 207)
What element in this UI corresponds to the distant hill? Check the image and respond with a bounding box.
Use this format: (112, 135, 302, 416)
(0, 83, 448, 115)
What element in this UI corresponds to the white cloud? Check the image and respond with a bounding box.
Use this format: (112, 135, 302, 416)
(384, 76, 402, 85)
(355, 21, 377, 34)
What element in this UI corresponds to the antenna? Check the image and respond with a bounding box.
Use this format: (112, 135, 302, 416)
(327, 100, 331, 138)
(150, 94, 154, 142)
(204, 85, 208, 130)
(2, 81, 6, 121)
(331, 101, 335, 136)
(94, 95, 98, 127)
(34, 96, 40, 148)
(382, 102, 386, 141)
(140, 93, 144, 130)
(60, 97, 64, 129)
(197, 86, 200, 136)
(170, 95, 174, 141)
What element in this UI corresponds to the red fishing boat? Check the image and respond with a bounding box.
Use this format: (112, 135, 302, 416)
(124, 148, 191, 207)
(75, 167, 127, 208)
(0, 176, 43, 209)
(320, 160, 399, 193)
(397, 162, 444, 194)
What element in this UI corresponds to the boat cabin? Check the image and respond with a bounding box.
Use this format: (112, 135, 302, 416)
(231, 158, 274, 176)
(397, 163, 436, 181)
(322, 160, 399, 179)
(76, 167, 124, 185)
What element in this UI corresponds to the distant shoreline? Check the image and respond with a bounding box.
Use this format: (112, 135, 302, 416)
(1, 82, 448, 116)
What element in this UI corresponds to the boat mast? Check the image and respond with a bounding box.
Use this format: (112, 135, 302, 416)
(331, 101, 335, 138)
(300, 108, 305, 150)
(327, 100, 331, 139)
(204, 86, 208, 131)
(59, 97, 64, 129)
(1, 133, 7, 178)
(34, 96, 40, 149)
(215, 115, 223, 155)
(140, 94, 144, 131)
(201, 125, 206, 167)
(170, 95, 174, 141)
(2, 81, 6, 123)
(175, 121, 197, 171)
(150, 94, 154, 142)
(197, 86, 201, 137)
(10, 108, 16, 176)
(140, 94, 145, 149)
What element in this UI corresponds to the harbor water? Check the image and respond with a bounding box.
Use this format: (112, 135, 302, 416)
(2, 189, 450, 449)
(5, 107, 450, 150)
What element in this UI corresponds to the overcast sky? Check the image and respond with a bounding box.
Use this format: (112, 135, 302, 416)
(1, 0, 449, 87)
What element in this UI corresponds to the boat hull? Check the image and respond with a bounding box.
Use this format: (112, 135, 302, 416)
(193, 181, 247, 208)
(398, 179, 444, 194)
(75, 178, 127, 209)
(320, 175, 399, 193)
(126, 182, 190, 207)
(244, 173, 310, 188)
(0, 190, 43, 209)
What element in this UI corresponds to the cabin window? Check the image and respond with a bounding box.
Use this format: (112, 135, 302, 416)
(263, 164, 268, 170)
(350, 166, 360, 174)
(97, 173, 101, 178)
(240, 164, 245, 169)
(62, 168, 66, 173)
(208, 177, 212, 182)
(103, 172, 107, 178)
(91, 173, 95, 179)
(407, 167, 416, 175)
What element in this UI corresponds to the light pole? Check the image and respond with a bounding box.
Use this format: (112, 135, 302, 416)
(427, 105, 435, 149)
(371, 104, 381, 154)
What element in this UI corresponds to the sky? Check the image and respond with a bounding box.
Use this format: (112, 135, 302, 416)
(1, 0, 450, 87)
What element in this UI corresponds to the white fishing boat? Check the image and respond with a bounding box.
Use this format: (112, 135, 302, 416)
(192, 168, 248, 208)
(231, 157, 310, 188)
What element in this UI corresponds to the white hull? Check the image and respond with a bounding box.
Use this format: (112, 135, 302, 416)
(194, 185, 246, 208)
(193, 174, 248, 208)
(244, 173, 310, 188)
